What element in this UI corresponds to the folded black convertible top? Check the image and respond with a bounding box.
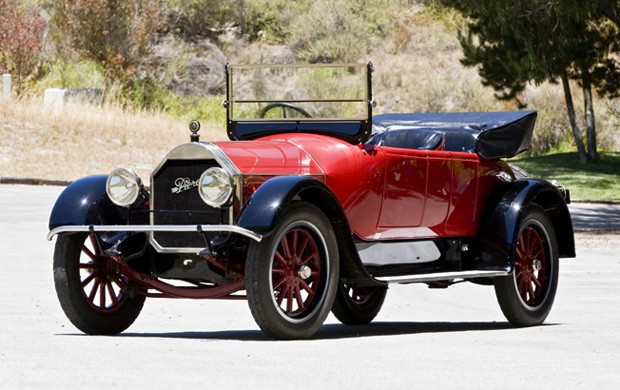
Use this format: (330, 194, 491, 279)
(372, 110, 537, 159)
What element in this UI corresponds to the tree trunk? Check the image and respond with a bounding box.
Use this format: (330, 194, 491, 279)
(582, 70, 598, 161)
(561, 73, 587, 162)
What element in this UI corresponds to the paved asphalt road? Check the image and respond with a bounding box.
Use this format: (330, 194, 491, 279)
(1, 184, 619, 389)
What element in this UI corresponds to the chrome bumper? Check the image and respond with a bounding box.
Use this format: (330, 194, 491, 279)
(47, 224, 263, 243)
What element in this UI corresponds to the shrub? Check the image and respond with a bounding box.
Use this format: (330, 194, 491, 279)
(46, 0, 162, 92)
(0, 0, 46, 95)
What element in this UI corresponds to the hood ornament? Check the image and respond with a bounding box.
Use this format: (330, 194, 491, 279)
(189, 120, 200, 142)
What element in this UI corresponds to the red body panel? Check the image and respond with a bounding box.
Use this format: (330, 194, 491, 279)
(215, 133, 509, 242)
(215, 140, 324, 176)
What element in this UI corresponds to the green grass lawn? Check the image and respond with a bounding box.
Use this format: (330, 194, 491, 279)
(510, 152, 620, 202)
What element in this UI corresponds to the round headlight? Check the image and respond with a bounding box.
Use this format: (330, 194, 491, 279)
(198, 167, 233, 207)
(106, 168, 142, 207)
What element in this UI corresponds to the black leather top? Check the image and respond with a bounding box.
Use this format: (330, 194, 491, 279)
(372, 111, 537, 158)
(368, 128, 444, 150)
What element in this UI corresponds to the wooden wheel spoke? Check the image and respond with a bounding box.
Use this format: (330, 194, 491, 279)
(280, 235, 292, 259)
(527, 281, 536, 301)
(272, 267, 285, 274)
(275, 249, 288, 266)
(88, 279, 101, 302)
(515, 245, 524, 261)
(301, 252, 318, 266)
(88, 234, 101, 255)
(79, 262, 96, 270)
(286, 286, 294, 313)
(300, 279, 315, 299)
(532, 275, 542, 289)
(290, 229, 299, 256)
(81, 245, 97, 261)
(276, 285, 288, 306)
(517, 278, 529, 301)
(111, 275, 124, 289)
(273, 275, 286, 290)
(294, 285, 304, 310)
(106, 282, 118, 305)
(81, 272, 97, 288)
(296, 234, 311, 258)
(99, 282, 106, 308)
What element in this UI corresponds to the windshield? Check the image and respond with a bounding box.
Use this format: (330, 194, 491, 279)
(226, 63, 371, 121)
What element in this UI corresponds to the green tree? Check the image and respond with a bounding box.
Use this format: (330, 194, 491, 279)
(439, 0, 620, 162)
(0, 0, 46, 95)
(46, 0, 161, 97)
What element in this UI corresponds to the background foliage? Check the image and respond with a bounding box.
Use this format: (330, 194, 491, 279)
(1, 0, 618, 157)
(0, 0, 46, 94)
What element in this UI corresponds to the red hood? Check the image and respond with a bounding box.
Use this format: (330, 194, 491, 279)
(213, 139, 324, 176)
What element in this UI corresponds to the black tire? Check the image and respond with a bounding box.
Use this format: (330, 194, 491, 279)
(245, 202, 339, 339)
(494, 205, 559, 327)
(331, 284, 387, 325)
(53, 233, 145, 335)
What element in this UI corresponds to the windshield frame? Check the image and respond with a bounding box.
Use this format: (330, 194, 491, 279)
(224, 62, 374, 143)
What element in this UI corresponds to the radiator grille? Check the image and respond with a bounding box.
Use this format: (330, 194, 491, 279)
(151, 159, 230, 248)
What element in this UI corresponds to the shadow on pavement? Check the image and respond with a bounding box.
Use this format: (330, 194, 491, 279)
(59, 321, 542, 341)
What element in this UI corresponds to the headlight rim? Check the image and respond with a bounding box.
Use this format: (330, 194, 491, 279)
(106, 167, 143, 207)
(198, 167, 233, 208)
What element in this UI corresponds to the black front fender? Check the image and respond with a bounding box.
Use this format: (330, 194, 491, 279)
(48, 175, 128, 231)
(478, 179, 575, 267)
(236, 176, 343, 235)
(236, 176, 383, 286)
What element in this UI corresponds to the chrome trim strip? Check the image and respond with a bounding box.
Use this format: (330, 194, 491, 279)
(47, 224, 263, 243)
(375, 270, 509, 284)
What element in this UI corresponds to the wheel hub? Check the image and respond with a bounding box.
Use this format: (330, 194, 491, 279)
(298, 265, 312, 280)
(532, 259, 542, 271)
(94, 256, 117, 281)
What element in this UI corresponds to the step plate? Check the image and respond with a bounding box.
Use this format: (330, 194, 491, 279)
(375, 270, 510, 284)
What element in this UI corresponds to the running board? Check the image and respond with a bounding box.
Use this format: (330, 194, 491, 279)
(375, 270, 510, 284)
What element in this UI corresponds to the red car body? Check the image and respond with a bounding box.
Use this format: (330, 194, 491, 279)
(218, 133, 505, 240)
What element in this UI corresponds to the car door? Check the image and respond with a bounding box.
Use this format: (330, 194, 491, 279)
(377, 146, 479, 239)
(377, 146, 451, 235)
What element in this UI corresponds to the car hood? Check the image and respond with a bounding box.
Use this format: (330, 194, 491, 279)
(213, 139, 325, 176)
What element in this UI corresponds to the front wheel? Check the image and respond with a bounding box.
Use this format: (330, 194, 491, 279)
(245, 202, 339, 339)
(494, 206, 559, 327)
(53, 233, 145, 335)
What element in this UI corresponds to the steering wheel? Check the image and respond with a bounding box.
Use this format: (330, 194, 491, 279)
(259, 102, 312, 119)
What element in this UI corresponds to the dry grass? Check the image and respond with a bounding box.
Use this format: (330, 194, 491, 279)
(0, 98, 227, 181)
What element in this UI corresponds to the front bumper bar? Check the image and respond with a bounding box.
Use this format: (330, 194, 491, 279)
(47, 224, 263, 243)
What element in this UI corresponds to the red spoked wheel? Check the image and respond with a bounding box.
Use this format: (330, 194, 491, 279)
(53, 233, 145, 335)
(246, 202, 339, 339)
(514, 226, 549, 307)
(78, 234, 130, 313)
(271, 227, 323, 318)
(494, 206, 559, 326)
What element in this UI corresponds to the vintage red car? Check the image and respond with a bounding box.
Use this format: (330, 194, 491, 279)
(48, 63, 575, 339)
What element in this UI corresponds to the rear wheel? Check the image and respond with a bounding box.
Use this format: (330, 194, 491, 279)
(332, 284, 387, 325)
(494, 206, 558, 326)
(245, 202, 339, 339)
(53, 233, 145, 335)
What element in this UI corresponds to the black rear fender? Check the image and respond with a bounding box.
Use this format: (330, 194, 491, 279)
(478, 179, 575, 268)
